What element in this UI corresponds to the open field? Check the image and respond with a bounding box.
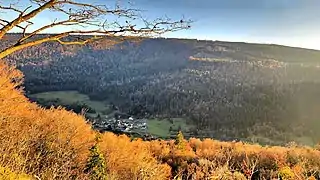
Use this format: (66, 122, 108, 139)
(29, 91, 110, 113)
(147, 118, 194, 138)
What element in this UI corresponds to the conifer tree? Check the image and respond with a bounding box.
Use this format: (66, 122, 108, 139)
(84, 134, 107, 180)
(175, 131, 186, 151)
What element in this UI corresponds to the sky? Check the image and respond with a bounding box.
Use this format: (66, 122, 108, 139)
(134, 0, 320, 50)
(4, 0, 320, 50)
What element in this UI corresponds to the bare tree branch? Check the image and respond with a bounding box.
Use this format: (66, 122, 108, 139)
(0, 0, 192, 59)
(0, 19, 30, 31)
(0, 0, 57, 39)
(17, 18, 85, 44)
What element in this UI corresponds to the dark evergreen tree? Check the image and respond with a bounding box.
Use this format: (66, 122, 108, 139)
(84, 134, 107, 180)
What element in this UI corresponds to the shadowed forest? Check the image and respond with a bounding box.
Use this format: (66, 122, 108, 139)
(3, 34, 320, 145)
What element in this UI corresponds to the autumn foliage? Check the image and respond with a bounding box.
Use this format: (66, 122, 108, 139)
(1, 60, 320, 179)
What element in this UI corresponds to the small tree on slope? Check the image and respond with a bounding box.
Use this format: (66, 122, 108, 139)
(175, 131, 186, 151)
(85, 134, 107, 180)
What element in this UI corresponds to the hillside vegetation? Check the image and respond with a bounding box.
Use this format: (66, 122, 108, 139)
(3, 34, 320, 145)
(1, 59, 320, 179)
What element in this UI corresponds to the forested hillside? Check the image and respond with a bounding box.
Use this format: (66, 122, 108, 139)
(3, 33, 320, 145)
(2, 56, 320, 180)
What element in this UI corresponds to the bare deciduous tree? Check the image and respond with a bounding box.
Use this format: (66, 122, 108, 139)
(0, 0, 191, 59)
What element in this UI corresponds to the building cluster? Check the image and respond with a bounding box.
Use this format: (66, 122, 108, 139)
(90, 113, 148, 134)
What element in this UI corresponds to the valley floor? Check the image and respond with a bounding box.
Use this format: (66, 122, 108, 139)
(29, 90, 195, 139)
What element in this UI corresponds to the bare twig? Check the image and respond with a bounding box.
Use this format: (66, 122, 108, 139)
(0, 0, 191, 59)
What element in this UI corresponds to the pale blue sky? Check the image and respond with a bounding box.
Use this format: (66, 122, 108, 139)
(5, 0, 320, 50)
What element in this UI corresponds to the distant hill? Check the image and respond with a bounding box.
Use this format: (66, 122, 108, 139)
(183, 40, 320, 64)
(3, 33, 320, 145)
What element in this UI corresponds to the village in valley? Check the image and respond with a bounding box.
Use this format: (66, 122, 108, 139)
(89, 112, 148, 135)
(85, 110, 187, 141)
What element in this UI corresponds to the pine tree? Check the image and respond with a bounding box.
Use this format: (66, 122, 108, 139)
(175, 131, 186, 151)
(84, 134, 107, 180)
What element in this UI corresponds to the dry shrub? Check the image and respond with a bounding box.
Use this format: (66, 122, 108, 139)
(0, 166, 32, 180)
(99, 133, 171, 180)
(278, 166, 295, 180)
(150, 134, 320, 179)
(0, 60, 95, 179)
(210, 165, 247, 180)
(147, 140, 171, 160)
